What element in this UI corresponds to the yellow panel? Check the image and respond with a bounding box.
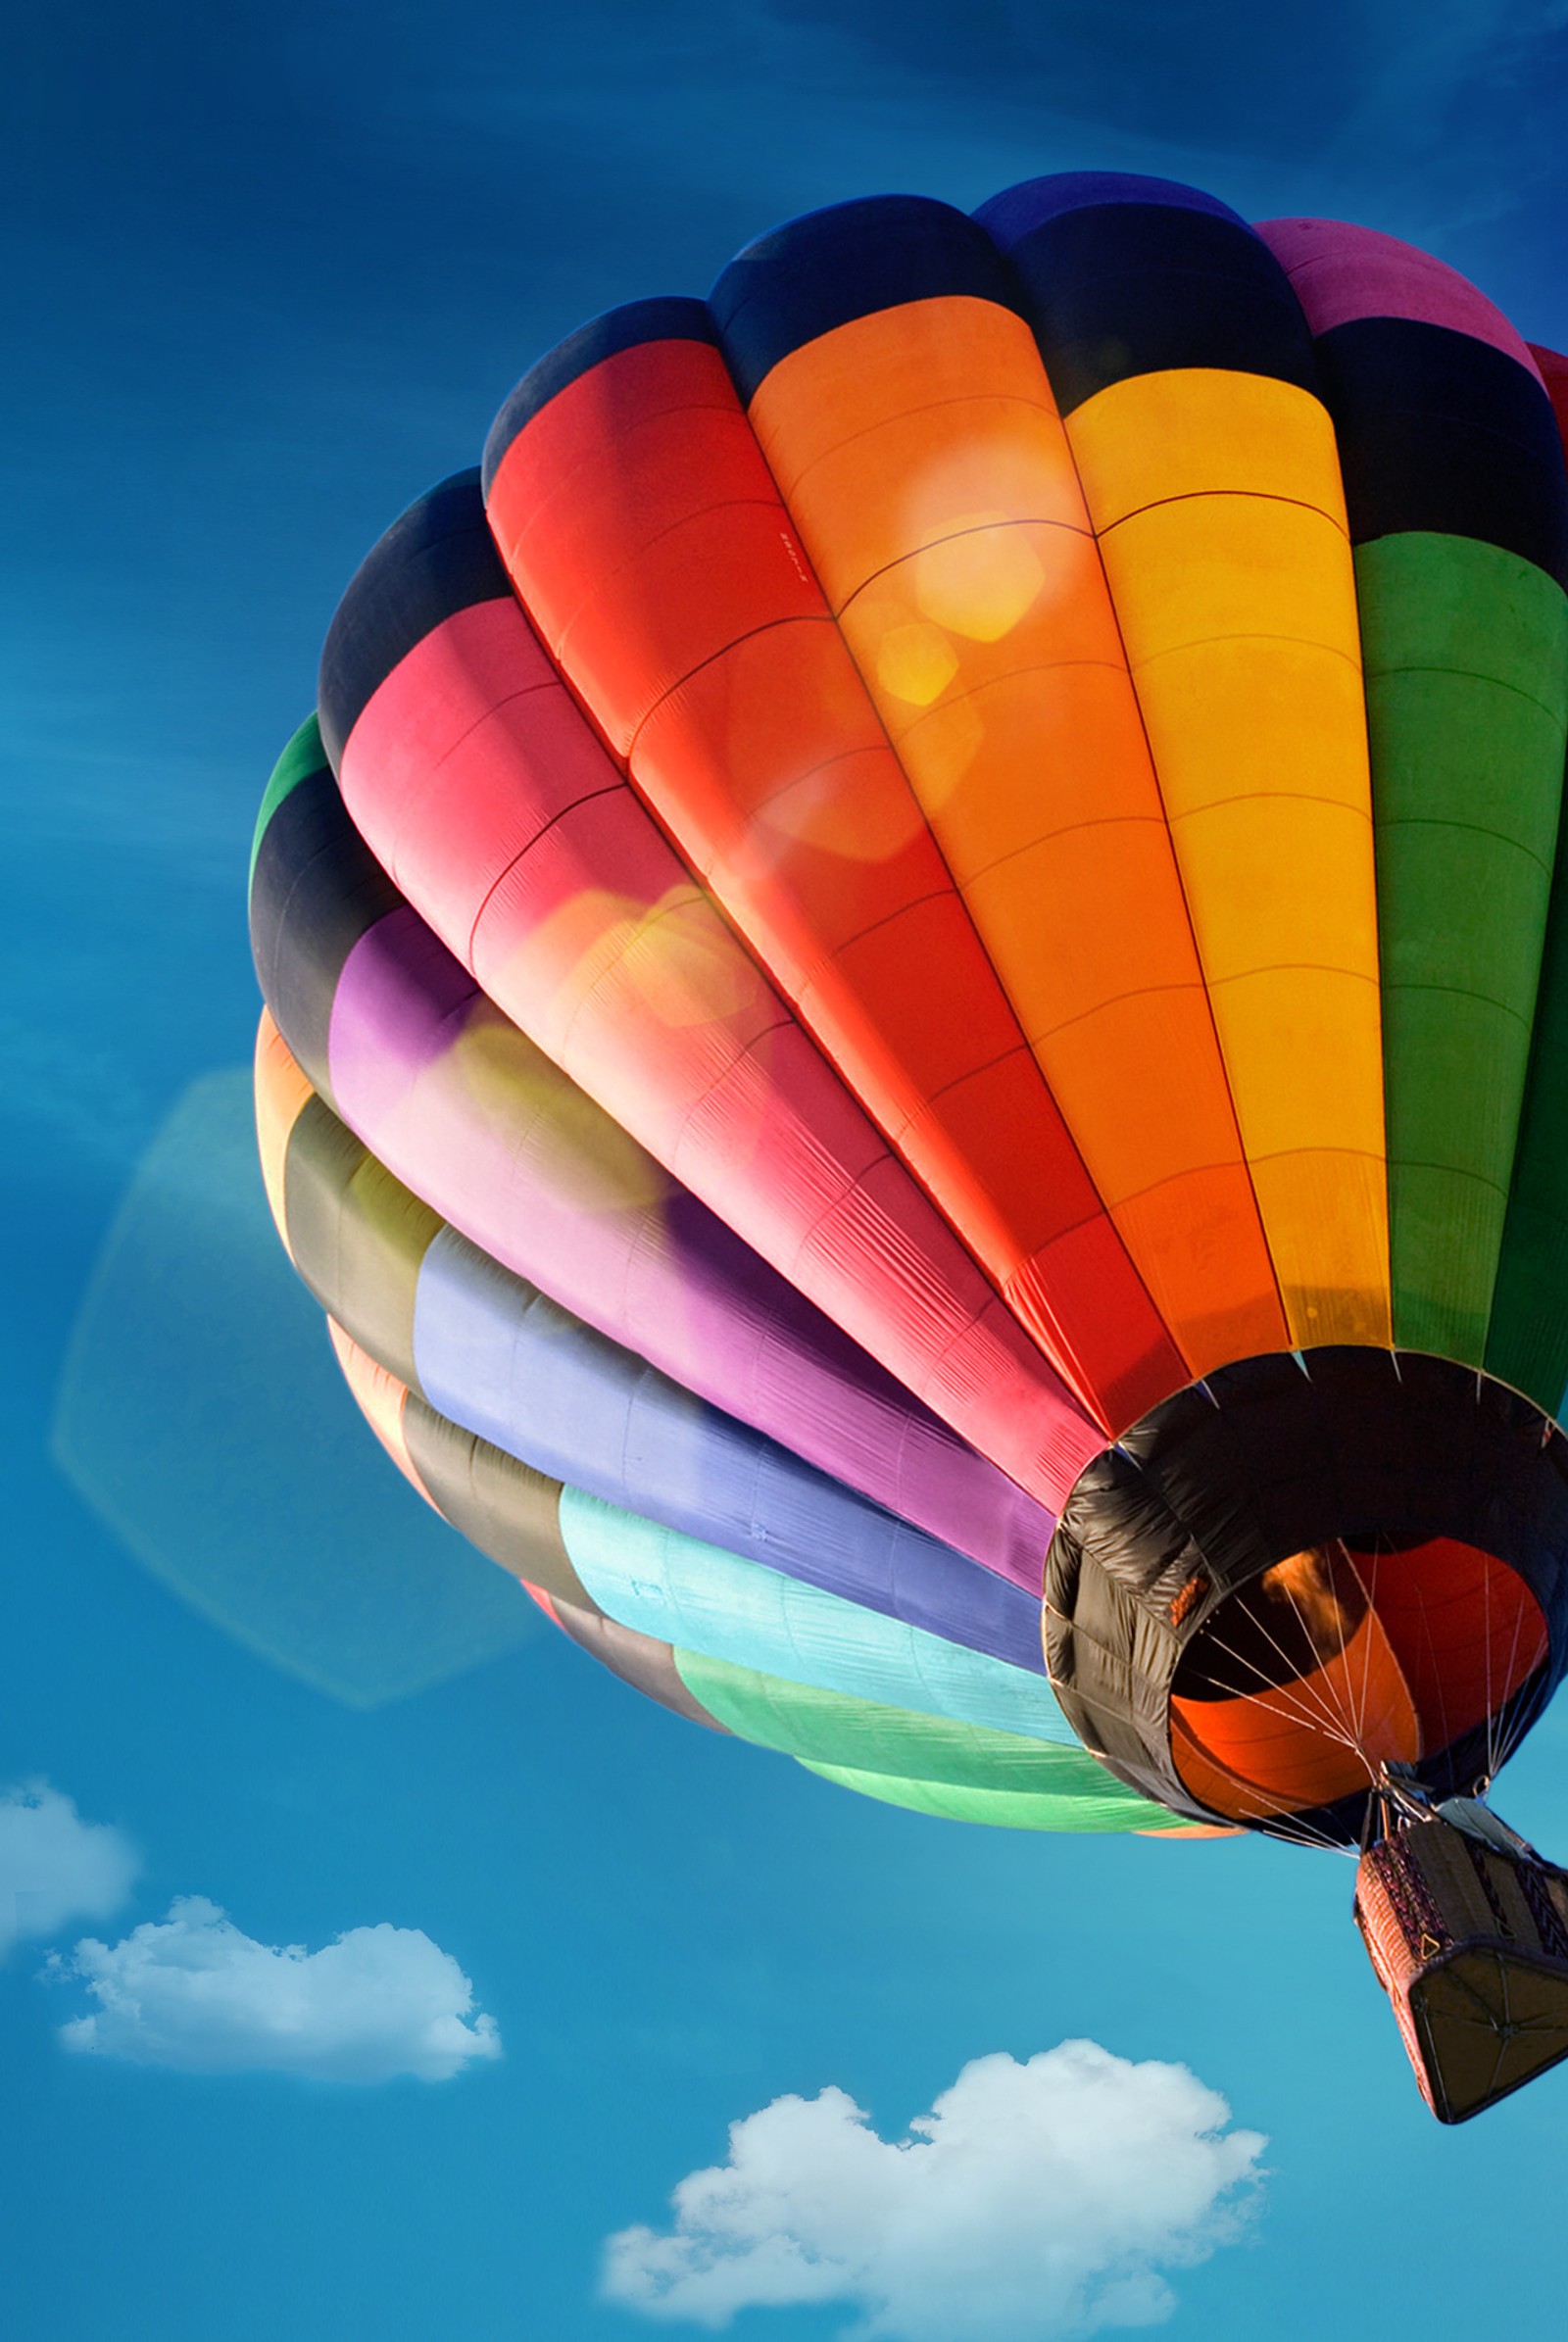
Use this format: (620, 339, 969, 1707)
(1172, 798, 1378, 991)
(1073, 383, 1390, 1350)
(1206, 966, 1384, 1158)
(1247, 1152, 1392, 1347)
(746, 301, 1288, 1374)
(1066, 369, 1348, 530)
(1131, 638, 1372, 817)
(1099, 495, 1360, 661)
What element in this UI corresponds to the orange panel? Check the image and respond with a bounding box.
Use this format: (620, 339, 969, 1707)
(746, 298, 1285, 1375)
(1171, 1607, 1419, 1820)
(490, 332, 1187, 1429)
(325, 1317, 434, 1506)
(253, 1009, 313, 1246)
(1066, 373, 1390, 1348)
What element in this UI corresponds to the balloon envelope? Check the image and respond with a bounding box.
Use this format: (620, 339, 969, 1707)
(251, 171, 1568, 1847)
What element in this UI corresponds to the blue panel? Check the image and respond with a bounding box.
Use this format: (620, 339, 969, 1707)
(1317, 318, 1568, 584)
(975, 171, 1245, 245)
(558, 1489, 1067, 1735)
(412, 1226, 1047, 1671)
(976, 177, 1316, 415)
(317, 470, 509, 766)
(480, 297, 717, 492)
(710, 195, 1020, 404)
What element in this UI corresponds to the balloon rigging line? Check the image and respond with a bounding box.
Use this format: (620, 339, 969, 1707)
(1338, 1542, 1372, 1756)
(1491, 1586, 1535, 1778)
(1197, 1597, 1374, 1762)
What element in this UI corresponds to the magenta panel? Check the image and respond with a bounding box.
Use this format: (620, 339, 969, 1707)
(1256, 217, 1542, 374)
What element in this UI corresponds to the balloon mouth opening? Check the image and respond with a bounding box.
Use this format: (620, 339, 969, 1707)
(1168, 1535, 1548, 1826)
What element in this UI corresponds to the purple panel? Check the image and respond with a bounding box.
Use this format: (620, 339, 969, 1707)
(1255, 218, 1541, 377)
(410, 1224, 1049, 1672)
(326, 905, 1055, 1589)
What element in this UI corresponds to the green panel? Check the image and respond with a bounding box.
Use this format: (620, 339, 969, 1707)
(673, 1647, 1160, 1832)
(250, 713, 327, 888)
(1487, 807, 1568, 1414)
(1357, 535, 1568, 1360)
(798, 1760, 1177, 1835)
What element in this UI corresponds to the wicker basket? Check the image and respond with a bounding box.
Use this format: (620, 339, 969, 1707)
(1355, 1814, 1568, 2122)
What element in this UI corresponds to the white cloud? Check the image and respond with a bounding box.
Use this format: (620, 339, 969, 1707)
(601, 2043, 1265, 2341)
(0, 1781, 137, 1957)
(53, 1895, 502, 2081)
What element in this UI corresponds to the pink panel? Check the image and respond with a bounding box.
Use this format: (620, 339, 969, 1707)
(336, 600, 1102, 1509)
(1255, 217, 1541, 376)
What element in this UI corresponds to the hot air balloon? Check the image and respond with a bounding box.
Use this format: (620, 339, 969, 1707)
(251, 172, 1568, 2122)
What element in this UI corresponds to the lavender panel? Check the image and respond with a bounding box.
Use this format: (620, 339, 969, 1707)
(326, 904, 1054, 1587)
(411, 1225, 1047, 1672)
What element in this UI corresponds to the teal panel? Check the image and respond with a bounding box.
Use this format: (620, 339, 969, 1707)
(558, 1487, 1071, 1743)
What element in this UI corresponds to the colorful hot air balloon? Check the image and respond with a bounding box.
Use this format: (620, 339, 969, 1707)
(251, 173, 1568, 2120)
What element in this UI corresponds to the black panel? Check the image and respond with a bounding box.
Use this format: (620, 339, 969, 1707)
(1047, 1349, 1568, 1840)
(710, 196, 1021, 406)
(480, 297, 716, 494)
(979, 188, 1317, 415)
(317, 470, 511, 767)
(249, 765, 402, 1098)
(1315, 317, 1568, 587)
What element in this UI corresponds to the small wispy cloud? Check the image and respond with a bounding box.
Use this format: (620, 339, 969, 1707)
(602, 2042, 1265, 2341)
(52, 1895, 502, 2081)
(0, 1781, 137, 1957)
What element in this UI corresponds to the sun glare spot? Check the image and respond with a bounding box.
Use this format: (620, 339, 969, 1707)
(915, 519, 1046, 641)
(874, 620, 959, 706)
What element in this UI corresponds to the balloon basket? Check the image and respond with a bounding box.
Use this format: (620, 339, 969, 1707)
(1355, 1805, 1568, 2122)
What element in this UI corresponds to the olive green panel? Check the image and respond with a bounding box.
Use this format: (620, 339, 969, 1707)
(1357, 534, 1568, 1360)
(399, 1386, 592, 1611)
(672, 1647, 1162, 1830)
(282, 1097, 439, 1392)
(798, 1760, 1176, 1835)
(249, 713, 327, 887)
(1487, 804, 1568, 1415)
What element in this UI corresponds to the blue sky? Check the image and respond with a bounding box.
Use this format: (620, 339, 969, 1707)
(9, 4, 1568, 2336)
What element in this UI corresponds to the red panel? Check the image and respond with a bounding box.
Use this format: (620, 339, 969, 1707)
(336, 597, 1104, 1517)
(487, 337, 1186, 1430)
(1172, 1599, 1419, 1822)
(1348, 1539, 1547, 1754)
(1169, 1537, 1548, 1824)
